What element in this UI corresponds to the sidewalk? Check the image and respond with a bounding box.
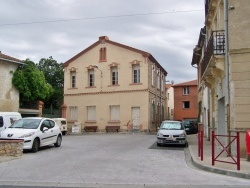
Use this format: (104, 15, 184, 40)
(187, 134, 250, 179)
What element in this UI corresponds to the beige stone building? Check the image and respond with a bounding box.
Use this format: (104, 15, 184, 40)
(63, 36, 167, 132)
(0, 52, 24, 112)
(165, 84, 174, 120)
(191, 0, 250, 157)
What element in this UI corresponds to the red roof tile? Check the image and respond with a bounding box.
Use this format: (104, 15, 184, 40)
(172, 80, 197, 87)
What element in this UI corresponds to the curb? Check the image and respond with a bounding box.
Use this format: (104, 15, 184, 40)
(187, 146, 250, 179)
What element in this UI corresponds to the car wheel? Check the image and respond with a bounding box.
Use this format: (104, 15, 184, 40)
(54, 135, 62, 147)
(31, 138, 40, 153)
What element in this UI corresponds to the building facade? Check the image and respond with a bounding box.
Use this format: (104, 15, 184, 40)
(191, 0, 250, 156)
(165, 84, 174, 120)
(0, 52, 23, 112)
(63, 36, 167, 132)
(172, 80, 198, 121)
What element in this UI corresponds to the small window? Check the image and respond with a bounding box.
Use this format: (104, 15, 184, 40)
(157, 74, 160, 89)
(111, 66, 118, 85)
(42, 120, 51, 129)
(151, 65, 155, 86)
(110, 105, 120, 121)
(49, 120, 55, 128)
(69, 106, 78, 121)
(87, 106, 96, 121)
(183, 101, 190, 109)
(70, 71, 76, 88)
(100, 47, 107, 61)
(61, 121, 67, 125)
(132, 64, 140, 83)
(183, 87, 189, 95)
(88, 69, 94, 87)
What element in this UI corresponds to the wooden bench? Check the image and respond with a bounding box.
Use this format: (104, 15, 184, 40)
(83, 126, 98, 132)
(105, 126, 120, 132)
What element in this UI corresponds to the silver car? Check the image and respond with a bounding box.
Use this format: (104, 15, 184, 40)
(157, 120, 187, 147)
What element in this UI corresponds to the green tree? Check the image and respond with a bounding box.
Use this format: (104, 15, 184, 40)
(12, 59, 54, 102)
(37, 56, 64, 108)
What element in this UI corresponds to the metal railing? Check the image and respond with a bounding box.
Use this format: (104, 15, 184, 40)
(201, 30, 225, 78)
(211, 131, 240, 171)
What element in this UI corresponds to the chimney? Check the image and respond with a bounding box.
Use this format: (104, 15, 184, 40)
(99, 36, 109, 42)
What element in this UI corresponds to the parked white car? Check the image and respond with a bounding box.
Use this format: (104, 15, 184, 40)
(0, 117, 62, 152)
(52, 118, 68, 135)
(0, 112, 22, 131)
(157, 120, 187, 147)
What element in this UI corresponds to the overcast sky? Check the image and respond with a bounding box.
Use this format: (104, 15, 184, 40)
(0, 0, 204, 84)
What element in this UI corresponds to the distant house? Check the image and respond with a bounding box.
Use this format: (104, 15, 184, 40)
(0, 52, 24, 112)
(165, 84, 174, 120)
(63, 36, 168, 132)
(172, 80, 198, 121)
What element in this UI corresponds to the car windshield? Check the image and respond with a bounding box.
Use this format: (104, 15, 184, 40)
(160, 122, 183, 130)
(9, 119, 41, 129)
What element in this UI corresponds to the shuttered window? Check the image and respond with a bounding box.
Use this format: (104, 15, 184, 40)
(110, 105, 120, 121)
(87, 106, 96, 121)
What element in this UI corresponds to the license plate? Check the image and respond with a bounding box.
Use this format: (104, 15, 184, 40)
(166, 137, 176, 141)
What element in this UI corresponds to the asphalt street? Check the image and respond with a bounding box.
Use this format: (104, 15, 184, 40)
(0, 134, 249, 187)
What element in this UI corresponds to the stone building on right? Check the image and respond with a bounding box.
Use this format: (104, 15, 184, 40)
(191, 0, 250, 157)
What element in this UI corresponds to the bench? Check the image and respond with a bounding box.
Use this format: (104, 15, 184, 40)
(105, 126, 120, 132)
(83, 126, 98, 132)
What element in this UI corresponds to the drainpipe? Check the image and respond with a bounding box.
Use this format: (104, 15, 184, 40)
(224, 0, 231, 152)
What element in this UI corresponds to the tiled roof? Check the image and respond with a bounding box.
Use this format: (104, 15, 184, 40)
(64, 36, 167, 75)
(172, 80, 197, 87)
(0, 52, 23, 64)
(165, 84, 173, 89)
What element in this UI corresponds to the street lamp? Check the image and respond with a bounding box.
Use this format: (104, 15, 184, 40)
(91, 64, 103, 90)
(92, 64, 102, 78)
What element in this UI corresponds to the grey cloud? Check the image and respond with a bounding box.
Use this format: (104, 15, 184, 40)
(0, 0, 204, 83)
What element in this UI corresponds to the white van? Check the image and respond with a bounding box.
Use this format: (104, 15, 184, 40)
(0, 112, 22, 131)
(53, 118, 68, 135)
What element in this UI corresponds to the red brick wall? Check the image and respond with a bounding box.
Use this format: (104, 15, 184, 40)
(173, 85, 198, 121)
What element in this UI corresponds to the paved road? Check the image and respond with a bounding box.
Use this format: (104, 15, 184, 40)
(0, 134, 249, 187)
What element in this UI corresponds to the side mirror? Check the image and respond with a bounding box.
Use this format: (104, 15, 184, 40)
(42, 127, 49, 132)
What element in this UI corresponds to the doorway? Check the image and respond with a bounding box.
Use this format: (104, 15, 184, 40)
(132, 107, 140, 130)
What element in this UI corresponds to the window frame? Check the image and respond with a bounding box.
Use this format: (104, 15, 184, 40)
(132, 64, 140, 84)
(87, 106, 96, 121)
(183, 101, 190, 109)
(109, 105, 120, 122)
(111, 66, 118, 85)
(99, 47, 107, 62)
(183, 87, 190, 95)
(88, 69, 95, 87)
(70, 71, 76, 88)
(69, 106, 78, 121)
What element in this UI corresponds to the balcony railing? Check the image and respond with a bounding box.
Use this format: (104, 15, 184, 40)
(201, 30, 225, 78)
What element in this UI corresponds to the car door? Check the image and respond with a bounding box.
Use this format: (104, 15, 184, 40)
(40, 119, 54, 146)
(48, 120, 58, 144)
